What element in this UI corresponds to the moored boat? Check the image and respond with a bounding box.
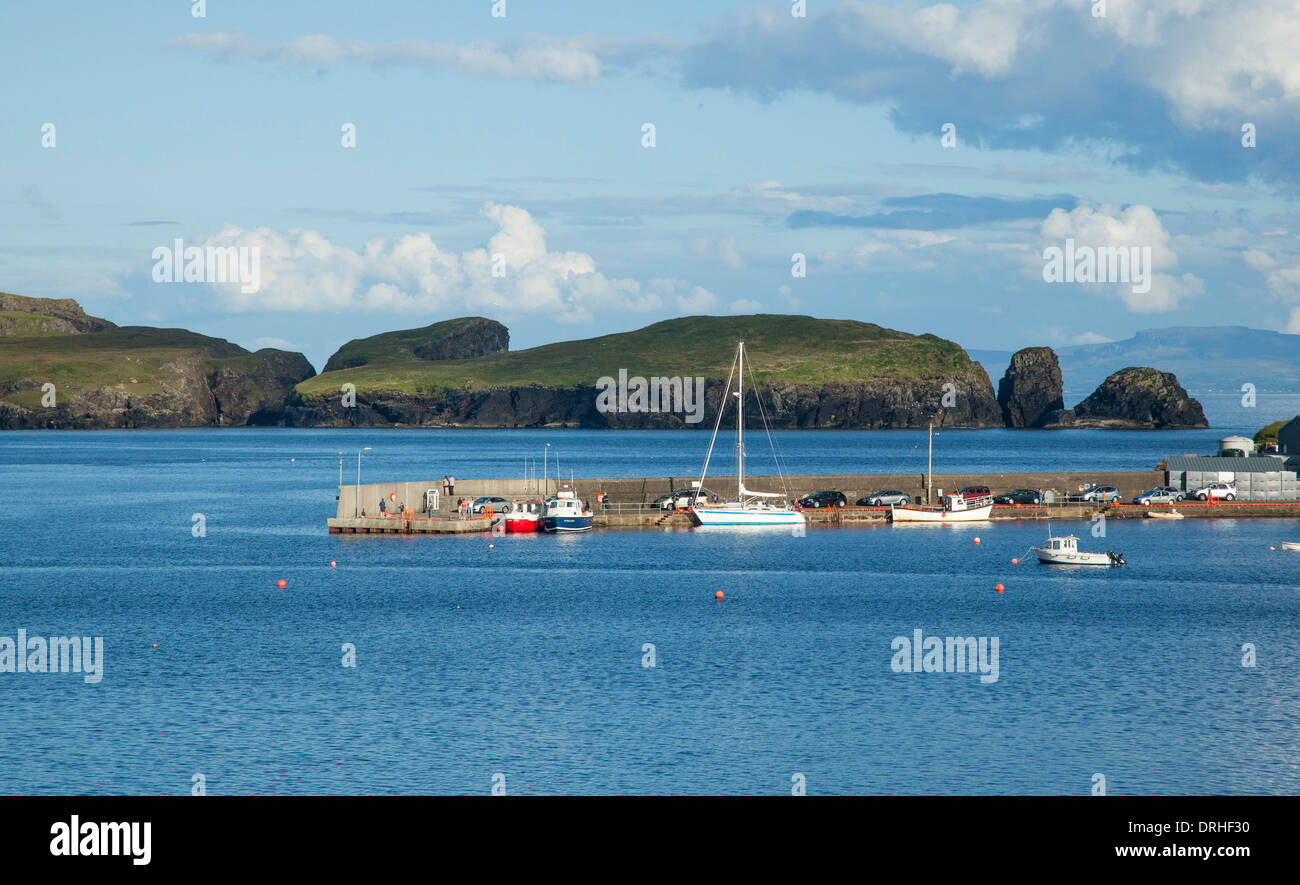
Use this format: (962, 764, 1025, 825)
(688, 341, 805, 529)
(504, 498, 543, 533)
(541, 488, 593, 533)
(1281, 541, 1300, 551)
(889, 495, 993, 523)
(1032, 531, 1124, 566)
(888, 424, 991, 523)
(1146, 509, 1184, 519)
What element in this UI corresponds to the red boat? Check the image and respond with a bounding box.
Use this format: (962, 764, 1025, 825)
(504, 498, 543, 533)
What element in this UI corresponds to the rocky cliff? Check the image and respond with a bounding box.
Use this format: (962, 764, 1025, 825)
(0, 294, 316, 429)
(1, 291, 116, 336)
(1054, 367, 1207, 429)
(285, 373, 1001, 429)
(996, 347, 1064, 428)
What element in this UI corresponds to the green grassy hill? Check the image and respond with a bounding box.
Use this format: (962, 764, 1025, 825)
(322, 317, 505, 373)
(0, 293, 314, 426)
(298, 314, 979, 396)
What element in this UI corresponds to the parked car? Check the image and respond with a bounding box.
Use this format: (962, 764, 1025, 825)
(958, 485, 992, 501)
(857, 490, 910, 506)
(469, 495, 512, 514)
(1133, 488, 1181, 505)
(994, 489, 1043, 505)
(1192, 481, 1237, 501)
(799, 490, 848, 509)
(655, 488, 701, 510)
(1070, 484, 1121, 503)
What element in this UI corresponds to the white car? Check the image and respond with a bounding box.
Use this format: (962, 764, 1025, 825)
(1192, 481, 1236, 501)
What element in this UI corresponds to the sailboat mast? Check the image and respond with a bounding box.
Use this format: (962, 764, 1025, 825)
(927, 422, 933, 505)
(737, 341, 744, 499)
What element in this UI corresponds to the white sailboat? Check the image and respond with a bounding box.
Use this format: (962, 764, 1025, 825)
(689, 341, 805, 528)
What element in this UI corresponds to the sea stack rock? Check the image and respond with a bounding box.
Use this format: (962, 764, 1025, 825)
(996, 347, 1064, 428)
(1071, 367, 1207, 428)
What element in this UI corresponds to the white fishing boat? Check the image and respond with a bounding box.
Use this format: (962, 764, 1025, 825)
(1032, 530, 1125, 566)
(1281, 541, 1300, 551)
(888, 423, 993, 523)
(1146, 509, 1184, 519)
(689, 342, 805, 529)
(890, 494, 993, 523)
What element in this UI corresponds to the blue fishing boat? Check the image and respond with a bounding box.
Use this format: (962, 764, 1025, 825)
(541, 488, 593, 533)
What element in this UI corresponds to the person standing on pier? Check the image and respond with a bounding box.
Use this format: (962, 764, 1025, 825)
(442, 475, 450, 498)
(448, 475, 456, 495)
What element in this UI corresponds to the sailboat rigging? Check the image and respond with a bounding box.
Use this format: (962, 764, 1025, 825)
(689, 341, 805, 528)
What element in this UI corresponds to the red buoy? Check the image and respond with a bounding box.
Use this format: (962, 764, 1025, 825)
(715, 590, 724, 600)
(277, 579, 287, 589)
(995, 583, 1004, 593)
(1011, 558, 1019, 565)
(974, 537, 981, 545)
(329, 561, 336, 568)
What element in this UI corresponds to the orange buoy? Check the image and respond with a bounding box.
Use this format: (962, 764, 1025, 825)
(995, 583, 1005, 593)
(715, 590, 724, 600)
(489, 543, 495, 549)
(1270, 546, 1277, 551)
(152, 644, 158, 649)
(1011, 558, 1019, 565)
(974, 537, 981, 544)
(277, 579, 287, 589)
(330, 561, 336, 568)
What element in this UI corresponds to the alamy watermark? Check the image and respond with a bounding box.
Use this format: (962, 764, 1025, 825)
(596, 370, 705, 423)
(152, 238, 261, 294)
(1, 629, 103, 683)
(1042, 238, 1150, 295)
(890, 628, 999, 684)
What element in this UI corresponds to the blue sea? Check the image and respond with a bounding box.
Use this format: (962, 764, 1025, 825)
(2, 421, 1299, 795)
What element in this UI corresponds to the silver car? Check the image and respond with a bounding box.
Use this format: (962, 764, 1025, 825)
(1133, 488, 1179, 505)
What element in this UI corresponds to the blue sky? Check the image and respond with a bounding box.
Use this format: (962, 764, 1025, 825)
(4, 0, 1300, 371)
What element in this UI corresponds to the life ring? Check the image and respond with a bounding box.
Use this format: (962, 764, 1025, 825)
(389, 492, 397, 502)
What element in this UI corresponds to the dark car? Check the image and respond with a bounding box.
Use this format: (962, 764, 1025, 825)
(994, 489, 1043, 505)
(799, 490, 847, 509)
(959, 485, 992, 500)
(857, 490, 909, 506)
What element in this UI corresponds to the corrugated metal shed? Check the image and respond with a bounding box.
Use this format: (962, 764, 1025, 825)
(1165, 455, 1300, 501)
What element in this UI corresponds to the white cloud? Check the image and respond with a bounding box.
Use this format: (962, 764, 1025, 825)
(1070, 331, 1115, 345)
(728, 298, 763, 313)
(687, 236, 744, 270)
(172, 31, 603, 83)
(1037, 203, 1203, 313)
(199, 203, 672, 323)
(249, 337, 294, 350)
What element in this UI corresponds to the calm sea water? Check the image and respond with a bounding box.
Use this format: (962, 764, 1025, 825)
(2, 426, 1299, 795)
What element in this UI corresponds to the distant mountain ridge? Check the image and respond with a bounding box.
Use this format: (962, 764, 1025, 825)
(971, 326, 1300, 395)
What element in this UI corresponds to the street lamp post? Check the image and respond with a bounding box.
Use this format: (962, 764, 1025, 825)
(544, 443, 550, 497)
(355, 446, 371, 517)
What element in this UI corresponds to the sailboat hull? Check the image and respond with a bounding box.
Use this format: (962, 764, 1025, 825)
(889, 503, 993, 523)
(691, 506, 805, 527)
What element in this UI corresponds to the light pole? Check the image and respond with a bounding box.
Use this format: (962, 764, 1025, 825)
(544, 443, 550, 497)
(338, 451, 343, 490)
(355, 446, 371, 517)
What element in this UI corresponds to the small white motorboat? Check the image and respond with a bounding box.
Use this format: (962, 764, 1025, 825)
(1281, 541, 1300, 551)
(1032, 531, 1125, 566)
(1146, 509, 1184, 519)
